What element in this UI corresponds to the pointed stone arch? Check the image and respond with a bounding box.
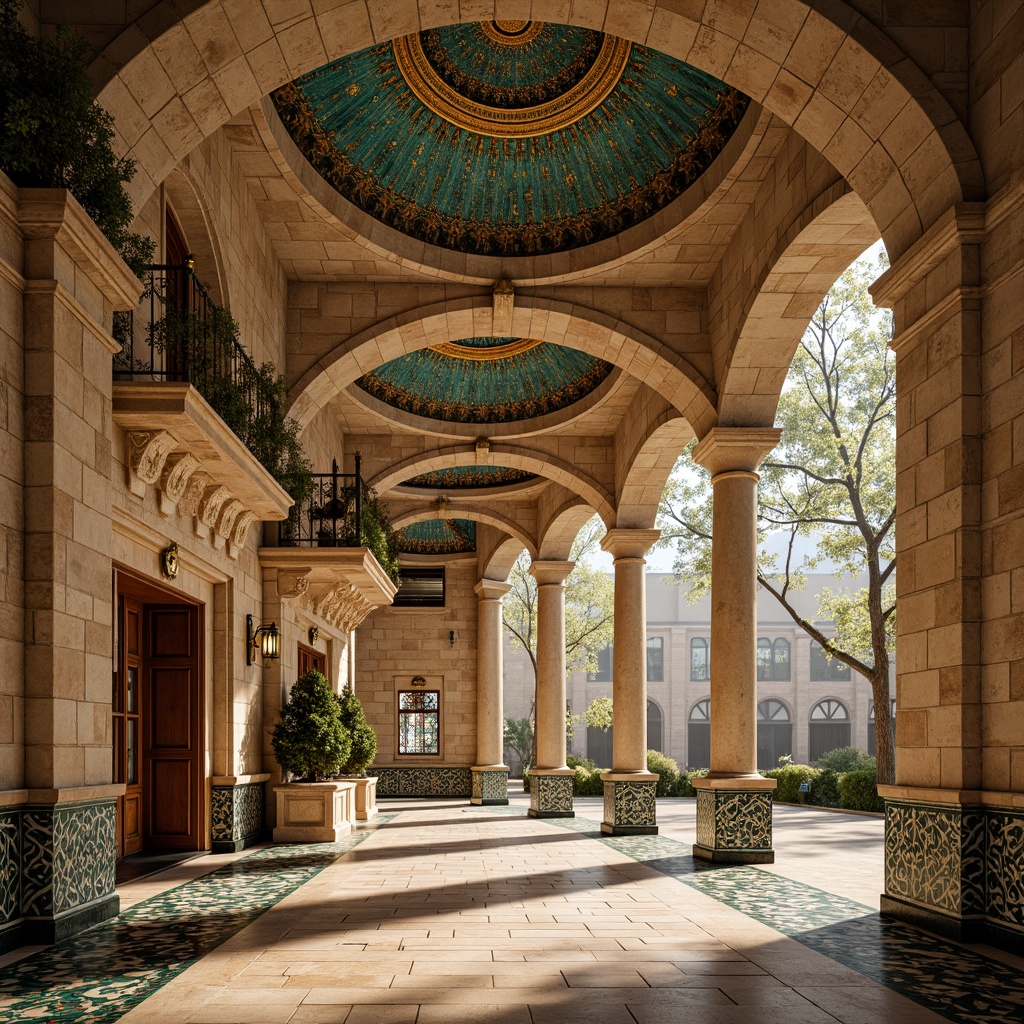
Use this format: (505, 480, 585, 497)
(96, 0, 980, 260)
(718, 187, 882, 428)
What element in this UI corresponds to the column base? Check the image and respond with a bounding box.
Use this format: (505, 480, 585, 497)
(471, 766, 510, 805)
(528, 769, 575, 817)
(692, 776, 775, 863)
(600, 772, 658, 835)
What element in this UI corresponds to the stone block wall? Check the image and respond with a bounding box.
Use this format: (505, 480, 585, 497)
(360, 560, 478, 769)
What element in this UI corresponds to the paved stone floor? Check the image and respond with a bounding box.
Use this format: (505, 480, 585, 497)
(1, 796, 1023, 1023)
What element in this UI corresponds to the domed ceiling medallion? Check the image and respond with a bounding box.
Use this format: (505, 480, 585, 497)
(272, 21, 749, 258)
(399, 518, 477, 554)
(402, 466, 538, 489)
(356, 336, 613, 424)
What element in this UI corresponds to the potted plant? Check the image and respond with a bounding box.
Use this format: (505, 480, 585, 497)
(334, 687, 379, 822)
(271, 669, 355, 841)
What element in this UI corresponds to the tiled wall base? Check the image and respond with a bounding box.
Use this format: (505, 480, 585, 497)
(0, 799, 120, 949)
(601, 778, 658, 835)
(883, 800, 1024, 952)
(471, 768, 509, 806)
(211, 783, 267, 853)
(528, 771, 574, 818)
(375, 767, 472, 797)
(693, 788, 773, 862)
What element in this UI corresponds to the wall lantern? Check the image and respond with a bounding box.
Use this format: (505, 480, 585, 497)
(308, 625, 319, 645)
(449, 630, 457, 647)
(247, 613, 281, 665)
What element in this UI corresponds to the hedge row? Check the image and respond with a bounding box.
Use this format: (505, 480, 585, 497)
(523, 752, 884, 812)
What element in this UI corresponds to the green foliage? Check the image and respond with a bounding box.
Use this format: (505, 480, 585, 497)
(357, 490, 401, 584)
(669, 769, 708, 798)
(271, 670, 351, 782)
(584, 696, 614, 731)
(646, 749, 679, 796)
(816, 746, 874, 774)
(572, 764, 604, 796)
(809, 768, 841, 808)
(838, 767, 885, 811)
(503, 717, 533, 775)
(656, 251, 898, 785)
(0, 1, 154, 275)
(503, 515, 615, 679)
(762, 763, 820, 803)
(334, 687, 377, 776)
(566, 754, 596, 770)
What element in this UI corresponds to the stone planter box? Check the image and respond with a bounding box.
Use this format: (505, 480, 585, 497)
(273, 781, 356, 842)
(337, 776, 378, 822)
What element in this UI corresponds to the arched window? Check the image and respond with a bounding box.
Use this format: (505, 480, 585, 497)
(687, 699, 710, 769)
(647, 699, 663, 753)
(756, 699, 792, 770)
(690, 638, 709, 681)
(757, 638, 791, 681)
(868, 699, 896, 756)
(809, 699, 851, 761)
(810, 641, 852, 681)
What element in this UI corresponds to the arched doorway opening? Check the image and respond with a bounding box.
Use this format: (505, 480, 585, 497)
(809, 700, 852, 763)
(757, 699, 793, 771)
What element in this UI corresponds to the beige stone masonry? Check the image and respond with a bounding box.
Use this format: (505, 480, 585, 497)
(531, 560, 574, 772)
(474, 578, 512, 770)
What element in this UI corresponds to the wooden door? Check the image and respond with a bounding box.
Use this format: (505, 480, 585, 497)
(144, 604, 203, 850)
(297, 642, 326, 678)
(114, 596, 145, 857)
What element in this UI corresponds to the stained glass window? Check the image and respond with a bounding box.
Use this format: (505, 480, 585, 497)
(398, 690, 440, 754)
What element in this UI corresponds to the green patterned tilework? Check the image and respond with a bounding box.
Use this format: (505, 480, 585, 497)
(402, 465, 537, 489)
(530, 774, 574, 815)
(375, 767, 472, 797)
(695, 788, 773, 851)
(604, 779, 657, 829)
(530, 810, 1024, 1024)
(398, 518, 476, 554)
(0, 820, 392, 1024)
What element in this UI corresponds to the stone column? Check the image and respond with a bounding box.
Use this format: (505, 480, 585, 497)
(599, 529, 662, 835)
(19, 189, 139, 942)
(690, 428, 780, 863)
(870, 205, 1002, 944)
(471, 578, 511, 805)
(528, 560, 575, 817)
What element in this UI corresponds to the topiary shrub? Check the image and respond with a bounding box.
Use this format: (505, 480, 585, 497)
(839, 767, 885, 812)
(335, 687, 377, 776)
(272, 670, 351, 782)
(809, 768, 841, 808)
(816, 746, 874, 773)
(567, 754, 597, 770)
(669, 768, 707, 798)
(762, 763, 819, 803)
(572, 765, 604, 796)
(647, 749, 680, 797)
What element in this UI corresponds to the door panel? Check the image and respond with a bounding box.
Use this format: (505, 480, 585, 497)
(115, 597, 145, 857)
(145, 604, 203, 851)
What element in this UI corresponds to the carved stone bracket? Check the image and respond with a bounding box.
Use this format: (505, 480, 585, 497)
(126, 430, 175, 497)
(158, 453, 201, 516)
(277, 568, 312, 599)
(305, 582, 375, 634)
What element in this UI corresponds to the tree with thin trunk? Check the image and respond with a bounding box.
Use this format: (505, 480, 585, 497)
(657, 252, 897, 784)
(502, 516, 615, 766)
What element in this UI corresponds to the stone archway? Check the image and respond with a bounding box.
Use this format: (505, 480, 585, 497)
(718, 187, 881, 427)
(95, 1, 980, 259)
(391, 506, 539, 563)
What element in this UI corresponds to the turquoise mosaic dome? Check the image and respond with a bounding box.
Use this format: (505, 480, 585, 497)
(399, 518, 477, 554)
(356, 336, 612, 423)
(272, 21, 748, 258)
(402, 466, 537, 489)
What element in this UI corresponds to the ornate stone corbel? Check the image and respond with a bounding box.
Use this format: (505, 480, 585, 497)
(179, 470, 211, 519)
(278, 568, 312, 599)
(126, 430, 176, 498)
(158, 453, 201, 516)
(231, 510, 258, 552)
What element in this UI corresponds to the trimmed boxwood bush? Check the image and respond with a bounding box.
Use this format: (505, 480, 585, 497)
(838, 767, 885, 811)
(335, 687, 377, 776)
(272, 670, 350, 782)
(762, 763, 819, 803)
(809, 768, 841, 808)
(647, 750, 680, 796)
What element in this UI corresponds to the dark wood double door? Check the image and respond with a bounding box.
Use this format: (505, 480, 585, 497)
(114, 574, 204, 859)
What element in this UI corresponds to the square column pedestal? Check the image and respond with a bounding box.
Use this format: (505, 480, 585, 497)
(471, 767, 509, 806)
(600, 772, 659, 835)
(529, 769, 576, 818)
(692, 776, 776, 863)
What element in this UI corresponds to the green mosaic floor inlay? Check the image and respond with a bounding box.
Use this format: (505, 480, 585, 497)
(532, 811, 1024, 1024)
(0, 817, 394, 1024)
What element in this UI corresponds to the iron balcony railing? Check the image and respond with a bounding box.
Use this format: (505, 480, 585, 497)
(280, 456, 367, 548)
(112, 260, 272, 428)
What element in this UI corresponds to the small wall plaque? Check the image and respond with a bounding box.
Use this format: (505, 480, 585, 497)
(161, 541, 179, 579)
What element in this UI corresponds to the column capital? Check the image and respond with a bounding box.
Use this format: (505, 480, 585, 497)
(601, 528, 661, 560)
(529, 560, 574, 585)
(475, 578, 513, 600)
(692, 427, 781, 476)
